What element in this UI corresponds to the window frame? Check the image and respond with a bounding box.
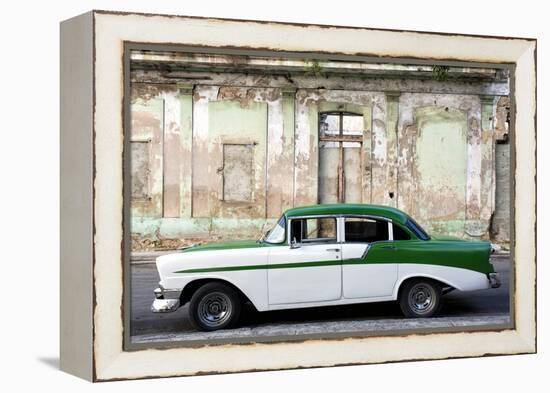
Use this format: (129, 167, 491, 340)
(319, 111, 364, 143)
(286, 213, 429, 247)
(340, 214, 394, 244)
(286, 214, 415, 246)
(287, 215, 341, 246)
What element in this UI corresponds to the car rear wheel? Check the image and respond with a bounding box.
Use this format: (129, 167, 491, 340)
(399, 278, 443, 318)
(188, 282, 241, 331)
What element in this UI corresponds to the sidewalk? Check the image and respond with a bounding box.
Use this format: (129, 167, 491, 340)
(132, 313, 511, 345)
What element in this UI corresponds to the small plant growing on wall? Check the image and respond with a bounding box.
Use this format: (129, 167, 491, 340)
(304, 59, 324, 77)
(432, 65, 450, 81)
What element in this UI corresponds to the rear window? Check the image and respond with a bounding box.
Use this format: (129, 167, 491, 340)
(344, 217, 388, 243)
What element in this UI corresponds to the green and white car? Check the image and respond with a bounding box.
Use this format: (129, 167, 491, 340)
(152, 204, 501, 331)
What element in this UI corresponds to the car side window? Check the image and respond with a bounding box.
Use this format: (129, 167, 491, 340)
(344, 217, 388, 243)
(393, 223, 411, 240)
(290, 217, 337, 244)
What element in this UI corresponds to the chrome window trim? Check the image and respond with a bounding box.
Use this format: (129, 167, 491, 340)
(263, 215, 287, 244)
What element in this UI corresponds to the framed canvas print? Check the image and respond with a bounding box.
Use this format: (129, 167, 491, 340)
(60, 10, 537, 381)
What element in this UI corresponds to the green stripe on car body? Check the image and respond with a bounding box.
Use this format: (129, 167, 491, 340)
(174, 256, 492, 275)
(175, 238, 494, 275)
(175, 259, 362, 274)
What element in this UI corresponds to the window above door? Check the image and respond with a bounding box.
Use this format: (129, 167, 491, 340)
(319, 111, 363, 144)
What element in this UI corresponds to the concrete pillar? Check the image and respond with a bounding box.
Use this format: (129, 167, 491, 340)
(162, 89, 182, 218)
(266, 88, 295, 218)
(465, 97, 483, 236)
(192, 86, 219, 217)
(178, 83, 194, 218)
(480, 95, 497, 230)
(294, 89, 319, 207)
(385, 92, 400, 208)
(361, 103, 373, 204)
(370, 95, 388, 205)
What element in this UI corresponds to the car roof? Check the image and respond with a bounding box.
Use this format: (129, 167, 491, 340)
(283, 203, 410, 225)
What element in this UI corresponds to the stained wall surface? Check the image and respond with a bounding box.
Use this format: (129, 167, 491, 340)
(129, 53, 510, 249)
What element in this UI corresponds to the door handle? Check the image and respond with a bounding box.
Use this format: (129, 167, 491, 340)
(326, 248, 341, 252)
(380, 245, 395, 250)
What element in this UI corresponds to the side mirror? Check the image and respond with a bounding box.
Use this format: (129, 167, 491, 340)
(290, 237, 301, 249)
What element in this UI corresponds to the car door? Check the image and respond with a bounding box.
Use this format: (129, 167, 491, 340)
(267, 216, 342, 305)
(341, 216, 398, 298)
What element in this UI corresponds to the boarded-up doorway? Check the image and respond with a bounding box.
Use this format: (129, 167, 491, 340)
(318, 112, 364, 204)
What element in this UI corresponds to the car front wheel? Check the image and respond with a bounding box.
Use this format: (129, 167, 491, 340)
(188, 282, 242, 331)
(399, 278, 443, 318)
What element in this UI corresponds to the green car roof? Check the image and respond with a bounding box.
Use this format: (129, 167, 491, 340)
(284, 203, 410, 225)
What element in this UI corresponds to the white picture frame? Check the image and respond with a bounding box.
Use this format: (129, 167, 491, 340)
(60, 10, 536, 381)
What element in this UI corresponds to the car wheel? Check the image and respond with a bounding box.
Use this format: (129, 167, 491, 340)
(188, 282, 241, 331)
(399, 278, 443, 318)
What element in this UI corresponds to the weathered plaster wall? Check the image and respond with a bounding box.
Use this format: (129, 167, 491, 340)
(396, 93, 489, 238)
(492, 144, 510, 243)
(490, 96, 511, 244)
(129, 61, 510, 250)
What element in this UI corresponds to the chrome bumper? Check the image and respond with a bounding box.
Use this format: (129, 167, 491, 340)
(151, 286, 181, 313)
(489, 273, 501, 288)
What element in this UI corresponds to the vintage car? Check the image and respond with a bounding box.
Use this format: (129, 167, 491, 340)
(152, 204, 501, 331)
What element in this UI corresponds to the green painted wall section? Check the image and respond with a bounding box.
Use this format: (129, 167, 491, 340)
(414, 107, 468, 223)
(209, 101, 268, 137)
(480, 96, 494, 130)
(132, 216, 278, 239)
(208, 100, 268, 217)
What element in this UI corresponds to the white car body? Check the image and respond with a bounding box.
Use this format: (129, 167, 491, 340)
(155, 248, 491, 312)
(152, 210, 497, 314)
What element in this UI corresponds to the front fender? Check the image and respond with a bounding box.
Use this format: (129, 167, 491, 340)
(177, 271, 269, 312)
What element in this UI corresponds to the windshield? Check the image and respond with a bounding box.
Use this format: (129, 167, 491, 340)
(263, 215, 286, 244)
(406, 218, 430, 240)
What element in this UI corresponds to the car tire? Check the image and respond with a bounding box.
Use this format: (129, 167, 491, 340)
(399, 278, 443, 318)
(188, 282, 242, 331)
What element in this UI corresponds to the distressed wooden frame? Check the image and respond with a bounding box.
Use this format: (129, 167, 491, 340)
(60, 10, 536, 381)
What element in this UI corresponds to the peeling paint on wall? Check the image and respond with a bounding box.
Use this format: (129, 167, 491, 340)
(192, 86, 219, 217)
(129, 53, 510, 249)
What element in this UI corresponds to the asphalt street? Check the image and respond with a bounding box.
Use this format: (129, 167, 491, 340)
(130, 255, 510, 344)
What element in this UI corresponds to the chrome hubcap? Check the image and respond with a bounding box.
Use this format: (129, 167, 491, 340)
(198, 292, 232, 327)
(408, 283, 435, 314)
